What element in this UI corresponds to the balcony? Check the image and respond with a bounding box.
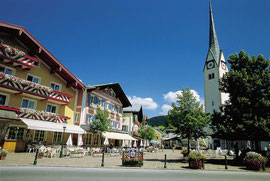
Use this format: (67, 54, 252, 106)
(0, 43, 38, 70)
(0, 72, 73, 104)
(18, 108, 69, 123)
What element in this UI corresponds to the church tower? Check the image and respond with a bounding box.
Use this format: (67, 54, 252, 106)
(203, 1, 229, 114)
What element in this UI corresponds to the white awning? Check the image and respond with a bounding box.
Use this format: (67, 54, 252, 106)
(20, 118, 85, 134)
(102, 131, 137, 141)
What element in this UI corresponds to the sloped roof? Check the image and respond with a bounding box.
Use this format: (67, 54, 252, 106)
(0, 22, 85, 89)
(86, 83, 131, 108)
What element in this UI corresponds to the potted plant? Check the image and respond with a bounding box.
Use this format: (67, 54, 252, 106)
(187, 151, 206, 169)
(38, 152, 44, 159)
(0, 149, 8, 160)
(244, 152, 268, 171)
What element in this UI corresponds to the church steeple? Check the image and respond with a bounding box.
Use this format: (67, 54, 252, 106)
(209, 0, 220, 62)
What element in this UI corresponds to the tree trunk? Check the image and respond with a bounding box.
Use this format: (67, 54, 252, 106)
(255, 141, 260, 152)
(187, 137, 190, 155)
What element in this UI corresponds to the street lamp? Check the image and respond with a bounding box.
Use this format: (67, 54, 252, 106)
(60, 125, 67, 158)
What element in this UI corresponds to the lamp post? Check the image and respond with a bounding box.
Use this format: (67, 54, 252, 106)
(59, 125, 66, 158)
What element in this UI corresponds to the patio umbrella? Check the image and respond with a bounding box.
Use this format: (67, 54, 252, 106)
(144, 140, 147, 147)
(66, 134, 73, 147)
(122, 139, 125, 147)
(128, 140, 131, 148)
(104, 137, 109, 146)
(78, 134, 83, 146)
(133, 140, 137, 148)
(196, 139, 200, 151)
(146, 140, 150, 147)
(140, 139, 143, 147)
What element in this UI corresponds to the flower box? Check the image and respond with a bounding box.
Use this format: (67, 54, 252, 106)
(188, 159, 205, 169)
(122, 151, 144, 167)
(244, 152, 268, 171)
(38, 152, 44, 159)
(187, 151, 206, 169)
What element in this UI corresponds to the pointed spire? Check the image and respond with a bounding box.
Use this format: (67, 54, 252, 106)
(209, 0, 220, 61)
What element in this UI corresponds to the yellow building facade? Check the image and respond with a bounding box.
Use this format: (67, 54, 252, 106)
(0, 22, 85, 152)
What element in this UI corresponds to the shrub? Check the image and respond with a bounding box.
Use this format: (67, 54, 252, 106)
(181, 148, 189, 157)
(187, 151, 206, 160)
(0, 149, 8, 156)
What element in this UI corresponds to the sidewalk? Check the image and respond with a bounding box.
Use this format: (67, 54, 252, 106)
(0, 149, 268, 172)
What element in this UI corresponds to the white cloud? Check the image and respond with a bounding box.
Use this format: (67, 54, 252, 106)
(160, 104, 172, 115)
(127, 96, 158, 110)
(163, 89, 204, 105)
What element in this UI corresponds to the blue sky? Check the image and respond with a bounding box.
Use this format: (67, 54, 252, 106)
(2, 0, 270, 118)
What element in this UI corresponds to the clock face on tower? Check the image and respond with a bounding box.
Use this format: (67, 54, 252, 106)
(221, 61, 226, 70)
(207, 60, 215, 69)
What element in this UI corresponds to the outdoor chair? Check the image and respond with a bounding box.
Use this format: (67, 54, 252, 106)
(27, 145, 35, 153)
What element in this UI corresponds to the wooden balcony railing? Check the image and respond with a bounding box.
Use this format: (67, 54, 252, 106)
(0, 43, 38, 70)
(0, 73, 73, 104)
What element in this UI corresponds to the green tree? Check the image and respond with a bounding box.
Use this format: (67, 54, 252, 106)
(168, 87, 210, 154)
(89, 108, 111, 146)
(211, 51, 270, 150)
(139, 126, 155, 141)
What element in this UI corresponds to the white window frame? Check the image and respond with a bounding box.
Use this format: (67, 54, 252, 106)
(26, 73, 41, 84)
(0, 64, 15, 75)
(52, 132, 63, 144)
(74, 112, 80, 123)
(0, 92, 10, 105)
(21, 97, 37, 109)
(46, 103, 58, 113)
(32, 130, 47, 142)
(50, 81, 62, 92)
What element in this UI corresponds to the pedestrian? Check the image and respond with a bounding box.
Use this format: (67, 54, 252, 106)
(172, 143, 175, 152)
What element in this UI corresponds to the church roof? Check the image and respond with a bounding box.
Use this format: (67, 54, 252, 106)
(209, 0, 220, 62)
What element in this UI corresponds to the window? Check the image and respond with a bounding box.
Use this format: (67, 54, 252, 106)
(93, 134, 99, 145)
(33, 130, 45, 142)
(21, 99, 35, 109)
(7, 127, 25, 140)
(208, 73, 215, 80)
(85, 134, 92, 145)
(0, 93, 9, 105)
(53, 132, 62, 144)
(122, 125, 128, 131)
(0, 65, 13, 75)
(46, 104, 57, 113)
(50, 82, 61, 91)
(74, 112, 80, 123)
(27, 74, 40, 84)
(85, 114, 90, 124)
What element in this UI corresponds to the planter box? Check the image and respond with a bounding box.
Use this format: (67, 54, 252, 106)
(188, 159, 205, 169)
(0, 155, 7, 160)
(245, 160, 266, 171)
(122, 161, 143, 167)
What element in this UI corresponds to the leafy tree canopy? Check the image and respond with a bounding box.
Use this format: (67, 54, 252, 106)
(211, 50, 270, 142)
(139, 126, 155, 141)
(168, 87, 211, 139)
(89, 108, 111, 133)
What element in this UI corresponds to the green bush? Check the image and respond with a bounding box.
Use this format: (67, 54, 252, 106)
(187, 151, 206, 160)
(0, 149, 7, 156)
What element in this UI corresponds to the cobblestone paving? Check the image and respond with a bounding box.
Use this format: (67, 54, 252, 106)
(0, 149, 264, 172)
